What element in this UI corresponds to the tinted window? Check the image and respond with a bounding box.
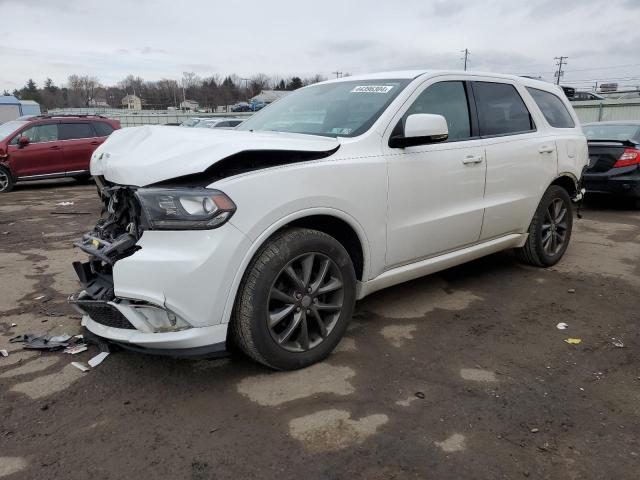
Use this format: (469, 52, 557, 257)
(404, 81, 471, 141)
(526, 87, 575, 128)
(474, 82, 534, 136)
(59, 123, 95, 140)
(228, 120, 242, 127)
(10, 123, 58, 144)
(93, 121, 114, 137)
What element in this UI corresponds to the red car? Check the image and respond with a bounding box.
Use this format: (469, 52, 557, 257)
(0, 115, 120, 193)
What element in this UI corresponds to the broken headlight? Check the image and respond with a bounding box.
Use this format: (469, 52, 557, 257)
(136, 188, 236, 230)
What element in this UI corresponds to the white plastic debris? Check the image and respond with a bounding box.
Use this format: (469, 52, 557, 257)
(71, 362, 90, 372)
(612, 338, 625, 348)
(34, 295, 45, 300)
(556, 322, 568, 330)
(0, 350, 8, 357)
(10, 323, 16, 327)
(64, 345, 88, 355)
(88, 352, 109, 368)
(56, 201, 74, 206)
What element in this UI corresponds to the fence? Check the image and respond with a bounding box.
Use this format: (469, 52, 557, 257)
(49, 100, 640, 127)
(571, 100, 640, 123)
(47, 108, 253, 127)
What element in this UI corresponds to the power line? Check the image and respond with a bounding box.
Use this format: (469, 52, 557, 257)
(554, 56, 568, 85)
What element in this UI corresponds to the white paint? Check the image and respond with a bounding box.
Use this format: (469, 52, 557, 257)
(237, 363, 355, 406)
(435, 433, 466, 453)
(289, 409, 388, 453)
(460, 368, 498, 383)
(380, 324, 417, 347)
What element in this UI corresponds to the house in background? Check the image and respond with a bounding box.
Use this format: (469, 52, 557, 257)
(0, 96, 41, 122)
(180, 99, 199, 111)
(250, 90, 290, 104)
(121, 94, 142, 110)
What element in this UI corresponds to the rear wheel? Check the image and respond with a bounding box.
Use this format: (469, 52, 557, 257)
(515, 185, 573, 267)
(232, 228, 356, 370)
(0, 167, 14, 193)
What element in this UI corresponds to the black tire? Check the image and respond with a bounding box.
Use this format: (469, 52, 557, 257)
(515, 185, 573, 267)
(632, 197, 640, 210)
(232, 227, 356, 370)
(73, 174, 93, 184)
(0, 166, 14, 193)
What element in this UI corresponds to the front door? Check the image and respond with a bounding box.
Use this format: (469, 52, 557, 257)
(6, 123, 63, 177)
(384, 80, 487, 268)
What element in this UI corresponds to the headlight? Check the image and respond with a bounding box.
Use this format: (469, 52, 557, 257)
(135, 188, 236, 230)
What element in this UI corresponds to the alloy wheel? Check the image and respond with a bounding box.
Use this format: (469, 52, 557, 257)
(0, 170, 9, 192)
(267, 253, 344, 352)
(541, 198, 568, 255)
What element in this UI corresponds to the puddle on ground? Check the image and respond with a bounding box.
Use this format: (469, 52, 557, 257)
(380, 324, 417, 347)
(237, 363, 355, 406)
(289, 409, 388, 453)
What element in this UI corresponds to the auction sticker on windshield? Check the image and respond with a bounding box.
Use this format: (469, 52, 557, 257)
(351, 85, 394, 94)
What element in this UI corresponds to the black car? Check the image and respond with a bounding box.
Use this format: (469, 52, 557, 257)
(582, 121, 640, 208)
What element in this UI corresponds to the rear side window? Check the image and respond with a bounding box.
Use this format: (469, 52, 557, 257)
(404, 81, 471, 141)
(526, 88, 575, 128)
(473, 82, 534, 136)
(59, 123, 95, 140)
(93, 121, 115, 137)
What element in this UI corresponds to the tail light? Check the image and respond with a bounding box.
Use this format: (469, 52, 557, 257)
(613, 148, 640, 168)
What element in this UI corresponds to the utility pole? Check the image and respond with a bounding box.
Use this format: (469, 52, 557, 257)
(332, 71, 343, 79)
(461, 49, 470, 71)
(554, 56, 568, 85)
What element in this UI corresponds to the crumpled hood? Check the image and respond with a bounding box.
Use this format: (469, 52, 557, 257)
(90, 125, 341, 186)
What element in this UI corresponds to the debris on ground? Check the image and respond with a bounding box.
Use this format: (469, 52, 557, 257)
(9, 333, 72, 351)
(88, 352, 110, 367)
(556, 322, 568, 330)
(71, 362, 90, 372)
(564, 338, 582, 345)
(55, 201, 74, 206)
(0, 349, 8, 357)
(64, 344, 88, 355)
(567, 288, 576, 294)
(611, 338, 624, 348)
(34, 295, 45, 300)
(530, 428, 539, 433)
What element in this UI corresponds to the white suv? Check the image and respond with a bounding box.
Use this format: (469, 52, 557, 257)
(70, 70, 588, 370)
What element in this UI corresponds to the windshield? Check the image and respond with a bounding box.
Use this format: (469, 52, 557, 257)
(181, 118, 204, 127)
(237, 79, 411, 137)
(584, 124, 640, 142)
(0, 120, 28, 141)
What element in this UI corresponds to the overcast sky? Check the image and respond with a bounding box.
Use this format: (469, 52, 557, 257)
(1, 0, 639, 91)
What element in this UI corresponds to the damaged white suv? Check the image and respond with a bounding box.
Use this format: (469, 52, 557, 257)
(70, 71, 587, 370)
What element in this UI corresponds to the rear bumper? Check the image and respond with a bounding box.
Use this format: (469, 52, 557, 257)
(582, 167, 640, 197)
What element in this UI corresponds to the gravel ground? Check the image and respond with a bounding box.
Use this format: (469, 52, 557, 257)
(0, 180, 639, 480)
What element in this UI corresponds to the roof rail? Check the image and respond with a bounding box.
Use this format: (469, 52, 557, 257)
(34, 114, 109, 120)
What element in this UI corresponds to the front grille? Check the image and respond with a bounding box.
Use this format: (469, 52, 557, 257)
(78, 301, 136, 330)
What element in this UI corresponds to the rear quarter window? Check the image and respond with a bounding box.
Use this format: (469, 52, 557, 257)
(526, 88, 575, 128)
(93, 121, 115, 137)
(59, 122, 96, 140)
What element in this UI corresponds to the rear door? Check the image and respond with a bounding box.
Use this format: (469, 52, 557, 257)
(59, 122, 100, 174)
(6, 122, 63, 177)
(474, 81, 557, 240)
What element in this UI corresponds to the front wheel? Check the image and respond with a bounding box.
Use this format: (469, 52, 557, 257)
(515, 185, 574, 267)
(0, 166, 14, 193)
(232, 228, 356, 370)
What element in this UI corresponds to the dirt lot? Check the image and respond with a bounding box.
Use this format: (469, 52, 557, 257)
(0, 180, 639, 479)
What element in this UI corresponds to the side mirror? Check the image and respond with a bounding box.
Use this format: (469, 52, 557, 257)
(389, 113, 449, 148)
(18, 136, 30, 147)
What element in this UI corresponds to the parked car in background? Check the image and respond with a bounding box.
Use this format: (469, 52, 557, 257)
(571, 91, 605, 101)
(194, 117, 244, 129)
(180, 117, 211, 128)
(231, 102, 251, 112)
(582, 121, 640, 208)
(71, 71, 587, 370)
(614, 91, 640, 100)
(0, 115, 120, 193)
(250, 100, 267, 111)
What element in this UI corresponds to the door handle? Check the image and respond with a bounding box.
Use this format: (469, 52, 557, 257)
(538, 145, 555, 154)
(462, 154, 484, 164)
(90, 141, 99, 145)
(49, 145, 61, 150)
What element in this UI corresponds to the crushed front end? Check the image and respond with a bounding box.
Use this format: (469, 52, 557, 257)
(68, 177, 245, 357)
